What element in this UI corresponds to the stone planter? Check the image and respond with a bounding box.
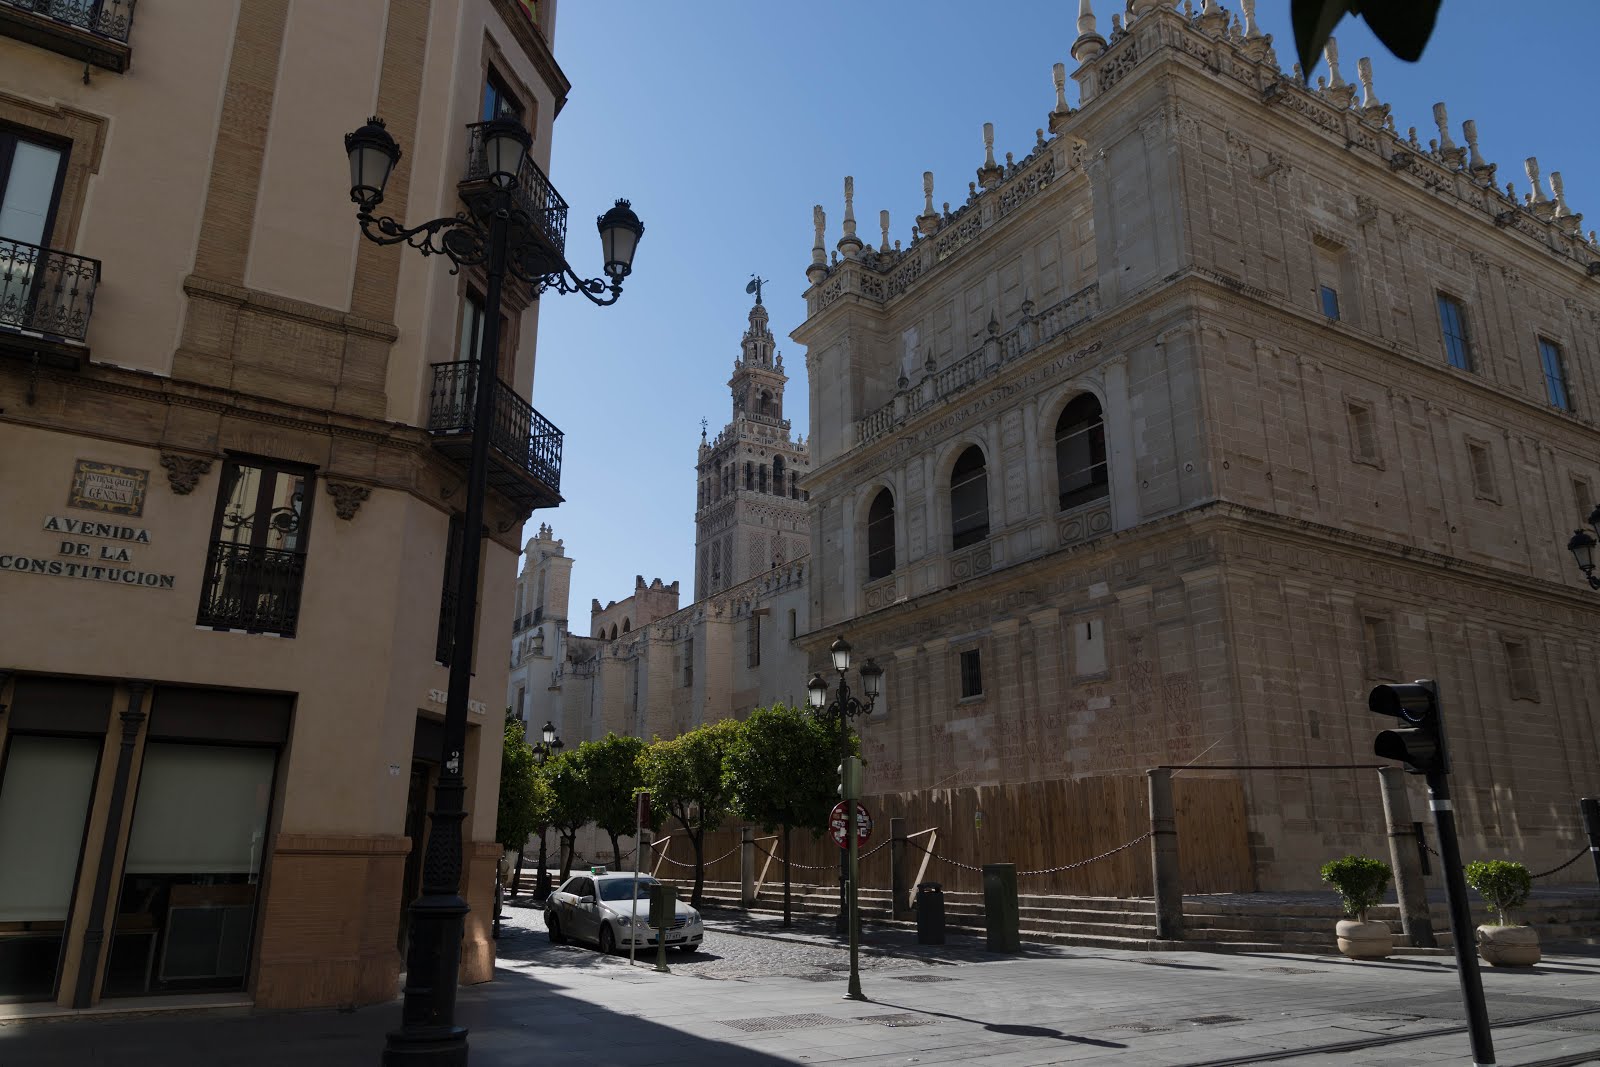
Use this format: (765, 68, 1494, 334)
(1335, 918, 1392, 960)
(1477, 924, 1541, 967)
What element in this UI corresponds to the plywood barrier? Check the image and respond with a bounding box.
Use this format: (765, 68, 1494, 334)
(657, 774, 1253, 897)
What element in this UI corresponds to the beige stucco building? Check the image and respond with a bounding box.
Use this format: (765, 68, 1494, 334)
(795, 1, 1600, 890)
(0, 0, 570, 1011)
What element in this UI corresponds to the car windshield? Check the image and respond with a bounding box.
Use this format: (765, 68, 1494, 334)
(598, 878, 658, 902)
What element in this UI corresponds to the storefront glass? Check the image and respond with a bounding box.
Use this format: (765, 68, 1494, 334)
(0, 735, 100, 1000)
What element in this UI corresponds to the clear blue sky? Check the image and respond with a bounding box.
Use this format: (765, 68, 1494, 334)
(529, 1, 1600, 624)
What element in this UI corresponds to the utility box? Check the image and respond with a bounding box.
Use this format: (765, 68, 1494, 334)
(915, 882, 945, 945)
(648, 882, 678, 929)
(982, 863, 1020, 953)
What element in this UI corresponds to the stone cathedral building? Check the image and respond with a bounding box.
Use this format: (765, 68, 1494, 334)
(794, 0, 1600, 889)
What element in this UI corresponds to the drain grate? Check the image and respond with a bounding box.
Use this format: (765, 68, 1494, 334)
(887, 973, 957, 983)
(1185, 1014, 1247, 1025)
(721, 1013, 849, 1033)
(867, 1013, 938, 1028)
(1108, 1022, 1171, 1033)
(792, 972, 846, 982)
(1257, 966, 1319, 975)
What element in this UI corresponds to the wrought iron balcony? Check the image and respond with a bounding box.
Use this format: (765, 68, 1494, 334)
(0, 236, 101, 367)
(0, 0, 136, 71)
(427, 361, 563, 510)
(461, 122, 567, 266)
(197, 541, 307, 637)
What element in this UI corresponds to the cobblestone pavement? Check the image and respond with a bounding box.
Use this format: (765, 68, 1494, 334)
(496, 899, 965, 981)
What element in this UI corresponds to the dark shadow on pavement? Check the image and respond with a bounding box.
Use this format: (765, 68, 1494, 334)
(867, 1000, 1127, 1049)
(0, 964, 797, 1067)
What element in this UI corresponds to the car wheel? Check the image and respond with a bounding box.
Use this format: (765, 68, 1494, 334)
(547, 914, 566, 944)
(598, 924, 617, 955)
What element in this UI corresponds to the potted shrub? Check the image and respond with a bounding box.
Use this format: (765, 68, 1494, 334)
(1465, 860, 1540, 966)
(1320, 855, 1394, 959)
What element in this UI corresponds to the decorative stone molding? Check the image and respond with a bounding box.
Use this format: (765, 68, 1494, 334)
(159, 453, 214, 495)
(325, 481, 371, 520)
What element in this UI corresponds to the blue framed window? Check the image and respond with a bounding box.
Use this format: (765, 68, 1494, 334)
(1539, 338, 1570, 411)
(1437, 294, 1472, 371)
(1319, 285, 1340, 321)
(481, 69, 523, 124)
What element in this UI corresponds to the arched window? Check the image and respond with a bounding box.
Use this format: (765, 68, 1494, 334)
(773, 455, 785, 494)
(866, 488, 895, 581)
(790, 472, 799, 499)
(950, 445, 990, 549)
(758, 465, 768, 493)
(610, 624, 618, 640)
(1055, 394, 1108, 511)
(745, 462, 753, 490)
(623, 619, 631, 633)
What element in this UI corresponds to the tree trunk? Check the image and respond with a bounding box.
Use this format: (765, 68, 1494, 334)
(783, 824, 792, 928)
(559, 832, 575, 880)
(514, 847, 525, 898)
(608, 829, 623, 869)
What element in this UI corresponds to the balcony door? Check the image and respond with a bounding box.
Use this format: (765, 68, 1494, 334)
(0, 131, 68, 333)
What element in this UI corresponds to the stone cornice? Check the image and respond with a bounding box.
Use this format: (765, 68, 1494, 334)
(488, 0, 570, 116)
(183, 274, 399, 344)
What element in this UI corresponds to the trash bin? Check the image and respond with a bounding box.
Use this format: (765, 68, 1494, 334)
(915, 882, 945, 945)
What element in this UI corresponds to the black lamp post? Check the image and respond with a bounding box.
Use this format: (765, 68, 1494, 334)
(1567, 507, 1600, 589)
(531, 721, 564, 899)
(346, 116, 639, 1066)
(806, 637, 882, 950)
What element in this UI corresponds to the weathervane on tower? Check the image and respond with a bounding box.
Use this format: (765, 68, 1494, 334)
(700, 416, 708, 443)
(746, 274, 767, 306)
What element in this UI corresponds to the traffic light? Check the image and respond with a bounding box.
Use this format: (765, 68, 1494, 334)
(838, 756, 863, 800)
(1370, 681, 1447, 776)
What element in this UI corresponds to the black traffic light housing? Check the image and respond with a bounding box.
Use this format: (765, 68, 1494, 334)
(1370, 680, 1448, 776)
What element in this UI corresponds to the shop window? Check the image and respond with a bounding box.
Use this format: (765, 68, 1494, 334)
(949, 446, 990, 550)
(197, 458, 315, 637)
(0, 734, 100, 999)
(866, 488, 895, 581)
(104, 743, 277, 996)
(1055, 394, 1108, 511)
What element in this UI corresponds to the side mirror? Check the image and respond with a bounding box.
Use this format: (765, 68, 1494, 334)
(579, 894, 595, 905)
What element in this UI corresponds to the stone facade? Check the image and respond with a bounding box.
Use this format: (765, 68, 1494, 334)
(0, 0, 568, 1010)
(794, 2, 1600, 890)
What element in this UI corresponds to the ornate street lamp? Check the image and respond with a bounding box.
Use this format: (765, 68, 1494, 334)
(532, 722, 564, 899)
(806, 635, 883, 1000)
(346, 115, 639, 1066)
(1569, 529, 1600, 589)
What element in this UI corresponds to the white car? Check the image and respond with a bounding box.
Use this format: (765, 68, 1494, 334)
(544, 870, 704, 955)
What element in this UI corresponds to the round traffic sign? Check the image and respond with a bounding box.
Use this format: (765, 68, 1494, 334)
(829, 801, 872, 849)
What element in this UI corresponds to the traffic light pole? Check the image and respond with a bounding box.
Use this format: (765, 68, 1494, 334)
(1425, 770, 1494, 1065)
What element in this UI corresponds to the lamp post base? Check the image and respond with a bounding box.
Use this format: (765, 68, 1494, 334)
(382, 1027, 468, 1066)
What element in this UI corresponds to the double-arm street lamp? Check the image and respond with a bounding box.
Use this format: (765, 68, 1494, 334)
(1567, 507, 1600, 589)
(346, 116, 640, 1066)
(531, 721, 564, 898)
(807, 637, 882, 985)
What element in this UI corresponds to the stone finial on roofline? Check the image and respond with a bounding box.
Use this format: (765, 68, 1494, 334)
(879, 210, 891, 253)
(1198, 0, 1227, 38)
(917, 171, 941, 235)
(1525, 157, 1554, 218)
(807, 204, 827, 283)
(1550, 172, 1581, 233)
(837, 176, 862, 256)
(1238, 0, 1271, 61)
(1462, 120, 1496, 187)
(1322, 38, 1356, 108)
(1071, 0, 1106, 62)
(1051, 62, 1073, 132)
(1356, 58, 1388, 126)
(1433, 103, 1464, 168)
(978, 122, 1003, 188)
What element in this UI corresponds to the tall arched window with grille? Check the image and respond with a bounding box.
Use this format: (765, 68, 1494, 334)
(1055, 394, 1108, 511)
(758, 465, 768, 493)
(866, 488, 895, 580)
(949, 446, 990, 549)
(773, 455, 785, 494)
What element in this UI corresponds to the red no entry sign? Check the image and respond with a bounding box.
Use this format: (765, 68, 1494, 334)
(829, 801, 872, 849)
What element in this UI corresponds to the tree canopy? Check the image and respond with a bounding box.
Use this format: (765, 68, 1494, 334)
(496, 716, 551, 853)
(726, 703, 840, 837)
(572, 732, 649, 867)
(637, 717, 742, 906)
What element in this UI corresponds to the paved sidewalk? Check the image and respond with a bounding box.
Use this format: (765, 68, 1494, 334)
(4, 903, 1599, 1066)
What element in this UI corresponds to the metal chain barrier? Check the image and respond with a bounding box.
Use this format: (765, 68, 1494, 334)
(904, 837, 985, 873)
(652, 845, 739, 869)
(753, 841, 837, 870)
(1016, 831, 1152, 876)
(1530, 848, 1590, 880)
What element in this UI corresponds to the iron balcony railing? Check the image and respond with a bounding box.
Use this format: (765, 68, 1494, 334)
(513, 606, 543, 632)
(197, 541, 307, 637)
(0, 236, 100, 341)
(462, 122, 567, 262)
(427, 361, 563, 497)
(1, 0, 136, 42)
